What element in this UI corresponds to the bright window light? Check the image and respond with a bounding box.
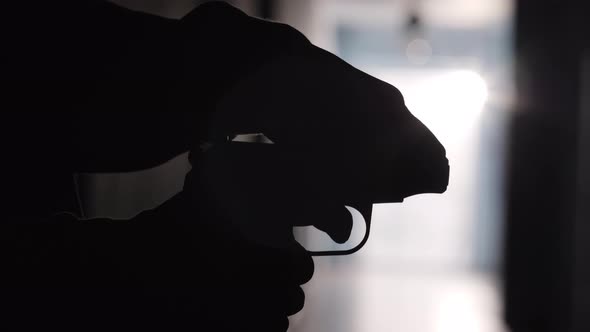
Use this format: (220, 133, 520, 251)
(369, 69, 488, 144)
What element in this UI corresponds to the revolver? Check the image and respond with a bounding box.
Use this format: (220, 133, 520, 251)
(190, 123, 448, 257)
(188, 50, 449, 256)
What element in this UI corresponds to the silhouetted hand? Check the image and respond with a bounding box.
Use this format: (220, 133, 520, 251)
(178, 2, 359, 245)
(0, 191, 312, 332)
(178, 2, 446, 247)
(112, 192, 315, 331)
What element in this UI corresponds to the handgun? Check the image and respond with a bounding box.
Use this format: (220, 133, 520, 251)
(187, 49, 449, 256)
(190, 122, 448, 257)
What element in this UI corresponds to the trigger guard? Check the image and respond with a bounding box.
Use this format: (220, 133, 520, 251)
(307, 204, 373, 257)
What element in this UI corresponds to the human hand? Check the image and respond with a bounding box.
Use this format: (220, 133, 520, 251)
(124, 192, 314, 332)
(177, 2, 447, 249)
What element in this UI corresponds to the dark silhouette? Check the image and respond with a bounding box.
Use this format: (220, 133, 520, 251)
(1, 1, 447, 331)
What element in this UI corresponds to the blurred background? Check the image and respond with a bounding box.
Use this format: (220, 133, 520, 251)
(81, 1, 589, 332)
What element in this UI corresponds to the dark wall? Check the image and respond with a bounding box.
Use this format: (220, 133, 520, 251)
(504, 1, 588, 332)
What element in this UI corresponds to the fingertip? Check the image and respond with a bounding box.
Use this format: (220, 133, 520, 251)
(286, 287, 305, 316)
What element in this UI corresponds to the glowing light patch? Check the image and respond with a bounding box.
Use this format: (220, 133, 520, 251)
(369, 68, 489, 143)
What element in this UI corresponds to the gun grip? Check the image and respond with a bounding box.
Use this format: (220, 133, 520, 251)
(297, 203, 373, 257)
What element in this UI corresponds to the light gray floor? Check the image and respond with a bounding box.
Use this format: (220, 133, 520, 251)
(289, 260, 508, 332)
